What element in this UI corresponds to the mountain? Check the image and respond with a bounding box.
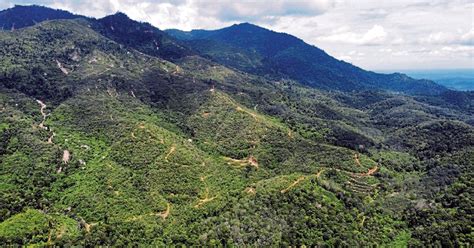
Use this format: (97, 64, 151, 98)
(0, 6, 193, 61)
(167, 24, 447, 95)
(1, 5, 447, 95)
(93, 12, 194, 60)
(0, 5, 79, 30)
(0, 5, 473, 247)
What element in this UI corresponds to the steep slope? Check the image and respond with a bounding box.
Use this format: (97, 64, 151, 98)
(167, 23, 447, 95)
(93, 12, 194, 60)
(0, 6, 193, 61)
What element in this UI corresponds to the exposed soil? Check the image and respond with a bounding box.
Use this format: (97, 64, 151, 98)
(316, 169, 326, 179)
(360, 216, 366, 228)
(37, 100, 57, 144)
(224, 157, 248, 167)
(164, 144, 176, 161)
(287, 130, 294, 139)
(62, 150, 70, 164)
(194, 188, 217, 208)
(56, 60, 69, 75)
(156, 203, 171, 219)
(244, 187, 256, 195)
(56, 225, 66, 239)
(79, 219, 97, 233)
(224, 156, 259, 169)
(47, 132, 55, 144)
(354, 153, 361, 166)
(248, 156, 259, 169)
(361, 166, 378, 176)
(281, 176, 305, 193)
(36, 100, 48, 130)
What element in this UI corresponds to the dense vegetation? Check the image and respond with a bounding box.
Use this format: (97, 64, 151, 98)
(166, 24, 447, 95)
(0, 5, 472, 246)
(0, 5, 79, 31)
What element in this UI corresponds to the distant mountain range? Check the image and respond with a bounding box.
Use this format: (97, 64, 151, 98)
(1, 4, 446, 95)
(395, 69, 474, 91)
(166, 25, 447, 95)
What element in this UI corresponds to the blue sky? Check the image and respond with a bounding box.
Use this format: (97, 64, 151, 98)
(1, 0, 472, 70)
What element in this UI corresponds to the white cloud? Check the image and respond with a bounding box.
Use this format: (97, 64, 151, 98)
(460, 28, 474, 46)
(196, 0, 334, 22)
(392, 50, 409, 56)
(421, 32, 456, 45)
(0, 1, 13, 9)
(420, 29, 474, 46)
(317, 25, 387, 45)
(378, 48, 392, 52)
(337, 55, 352, 61)
(391, 37, 405, 45)
(45, 0, 334, 30)
(441, 45, 474, 54)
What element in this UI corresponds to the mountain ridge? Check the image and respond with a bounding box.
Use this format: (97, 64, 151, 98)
(1, 5, 447, 95)
(166, 24, 447, 95)
(0, 5, 79, 30)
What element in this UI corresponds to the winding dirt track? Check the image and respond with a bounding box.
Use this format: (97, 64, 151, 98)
(79, 218, 97, 233)
(279, 163, 379, 194)
(156, 203, 171, 219)
(37, 100, 57, 145)
(354, 153, 361, 166)
(48, 132, 55, 144)
(127, 202, 172, 221)
(36, 100, 48, 130)
(56, 60, 69, 75)
(164, 144, 176, 161)
(194, 188, 217, 208)
(361, 166, 378, 176)
(37, 100, 70, 172)
(281, 176, 305, 193)
(316, 169, 326, 179)
(359, 216, 366, 228)
(224, 156, 259, 169)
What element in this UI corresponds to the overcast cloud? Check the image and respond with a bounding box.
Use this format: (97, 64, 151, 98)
(1, 0, 473, 70)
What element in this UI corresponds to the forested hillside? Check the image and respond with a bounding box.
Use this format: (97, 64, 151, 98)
(0, 5, 472, 247)
(166, 24, 447, 95)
